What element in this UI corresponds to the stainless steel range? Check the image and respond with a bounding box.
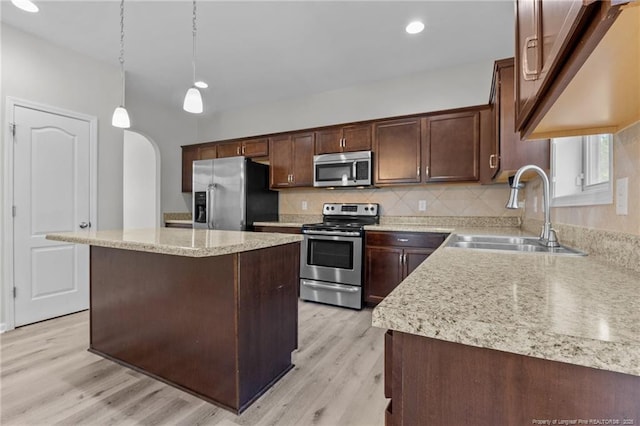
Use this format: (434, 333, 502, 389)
(300, 203, 379, 310)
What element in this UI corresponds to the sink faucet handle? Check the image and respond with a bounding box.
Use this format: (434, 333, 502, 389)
(547, 229, 560, 247)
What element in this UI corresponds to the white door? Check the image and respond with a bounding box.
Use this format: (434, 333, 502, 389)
(13, 105, 91, 326)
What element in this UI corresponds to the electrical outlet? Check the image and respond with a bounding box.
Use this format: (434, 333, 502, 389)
(616, 177, 628, 215)
(418, 200, 427, 211)
(301, 201, 308, 211)
(533, 196, 538, 213)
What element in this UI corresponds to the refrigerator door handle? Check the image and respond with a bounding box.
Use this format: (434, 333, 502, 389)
(207, 183, 217, 229)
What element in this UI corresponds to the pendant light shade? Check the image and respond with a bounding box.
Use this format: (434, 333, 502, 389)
(184, 0, 204, 114)
(112, 0, 131, 129)
(112, 106, 131, 128)
(11, 0, 39, 13)
(183, 87, 203, 114)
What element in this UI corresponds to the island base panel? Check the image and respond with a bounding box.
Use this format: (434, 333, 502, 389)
(89, 244, 299, 413)
(387, 331, 640, 425)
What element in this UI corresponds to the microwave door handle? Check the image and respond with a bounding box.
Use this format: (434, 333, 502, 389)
(352, 161, 357, 182)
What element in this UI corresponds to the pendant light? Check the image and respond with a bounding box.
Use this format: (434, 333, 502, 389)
(11, 0, 39, 13)
(112, 0, 131, 128)
(183, 0, 203, 114)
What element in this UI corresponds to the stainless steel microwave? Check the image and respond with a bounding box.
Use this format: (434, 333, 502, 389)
(313, 151, 372, 188)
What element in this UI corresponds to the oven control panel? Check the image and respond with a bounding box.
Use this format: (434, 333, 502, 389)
(322, 203, 379, 217)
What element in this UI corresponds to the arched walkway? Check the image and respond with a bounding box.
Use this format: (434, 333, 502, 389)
(123, 130, 161, 229)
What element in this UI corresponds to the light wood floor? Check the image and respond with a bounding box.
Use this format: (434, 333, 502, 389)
(1, 301, 387, 426)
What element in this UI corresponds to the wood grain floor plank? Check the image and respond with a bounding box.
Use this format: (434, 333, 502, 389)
(0, 301, 387, 426)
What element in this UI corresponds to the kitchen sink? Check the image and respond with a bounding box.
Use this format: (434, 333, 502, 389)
(446, 234, 586, 256)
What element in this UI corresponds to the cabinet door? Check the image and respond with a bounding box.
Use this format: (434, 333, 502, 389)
(290, 132, 315, 187)
(498, 62, 549, 173)
(217, 141, 242, 158)
(365, 246, 404, 305)
(181, 145, 200, 193)
(199, 144, 217, 160)
(403, 248, 434, 278)
(269, 135, 293, 188)
(424, 111, 480, 182)
(242, 138, 269, 158)
(515, 0, 541, 130)
(315, 128, 343, 154)
(342, 124, 372, 152)
(374, 118, 422, 185)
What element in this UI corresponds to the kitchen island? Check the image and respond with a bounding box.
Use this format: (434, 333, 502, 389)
(372, 230, 640, 425)
(47, 228, 303, 414)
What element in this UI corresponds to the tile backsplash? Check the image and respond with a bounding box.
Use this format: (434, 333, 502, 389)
(279, 183, 521, 217)
(524, 120, 640, 236)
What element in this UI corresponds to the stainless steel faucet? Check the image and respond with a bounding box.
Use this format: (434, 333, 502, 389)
(506, 165, 560, 247)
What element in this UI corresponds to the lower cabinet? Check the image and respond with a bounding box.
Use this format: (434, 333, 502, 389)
(364, 231, 448, 306)
(384, 331, 640, 426)
(253, 225, 301, 234)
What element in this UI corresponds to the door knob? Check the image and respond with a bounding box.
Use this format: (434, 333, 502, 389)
(79, 222, 91, 229)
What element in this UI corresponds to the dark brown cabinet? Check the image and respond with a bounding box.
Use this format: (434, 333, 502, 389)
(198, 144, 217, 160)
(181, 145, 200, 193)
(364, 231, 448, 306)
(373, 118, 422, 185)
(423, 110, 482, 182)
(315, 124, 372, 154)
(253, 225, 301, 234)
(385, 331, 640, 426)
(217, 138, 269, 158)
(514, 0, 623, 137)
(269, 132, 315, 189)
(481, 58, 549, 184)
(216, 141, 241, 158)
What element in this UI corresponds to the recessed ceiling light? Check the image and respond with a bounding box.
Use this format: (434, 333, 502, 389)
(11, 0, 39, 13)
(194, 81, 209, 89)
(405, 21, 425, 35)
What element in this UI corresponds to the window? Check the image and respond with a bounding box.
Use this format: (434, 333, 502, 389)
(550, 133, 613, 207)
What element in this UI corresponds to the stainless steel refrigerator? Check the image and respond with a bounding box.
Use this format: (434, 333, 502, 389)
(192, 157, 278, 230)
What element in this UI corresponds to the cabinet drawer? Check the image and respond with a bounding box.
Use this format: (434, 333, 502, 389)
(254, 226, 301, 234)
(366, 231, 448, 249)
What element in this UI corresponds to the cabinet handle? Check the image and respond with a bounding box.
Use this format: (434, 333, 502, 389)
(399, 253, 403, 264)
(425, 166, 429, 177)
(241, 146, 246, 155)
(236, 146, 240, 155)
(523, 35, 539, 81)
(489, 154, 498, 169)
(403, 254, 407, 264)
(397, 238, 409, 242)
(417, 167, 420, 178)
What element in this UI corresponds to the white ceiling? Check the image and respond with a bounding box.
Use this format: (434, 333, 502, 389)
(1, 0, 515, 116)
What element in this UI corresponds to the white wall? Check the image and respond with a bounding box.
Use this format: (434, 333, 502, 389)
(198, 60, 494, 141)
(1, 24, 123, 327)
(123, 131, 160, 229)
(125, 86, 198, 215)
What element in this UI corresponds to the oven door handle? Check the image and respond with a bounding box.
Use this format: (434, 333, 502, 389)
(301, 281, 360, 293)
(302, 230, 361, 237)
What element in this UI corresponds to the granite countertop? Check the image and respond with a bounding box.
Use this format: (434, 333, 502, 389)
(372, 233, 640, 377)
(46, 228, 302, 258)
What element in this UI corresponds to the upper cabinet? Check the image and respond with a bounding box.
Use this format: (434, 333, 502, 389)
(373, 107, 490, 186)
(373, 118, 422, 185)
(315, 124, 372, 154)
(216, 138, 269, 158)
(482, 58, 549, 184)
(269, 132, 315, 189)
(181, 145, 200, 193)
(515, 0, 637, 139)
(423, 110, 483, 182)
